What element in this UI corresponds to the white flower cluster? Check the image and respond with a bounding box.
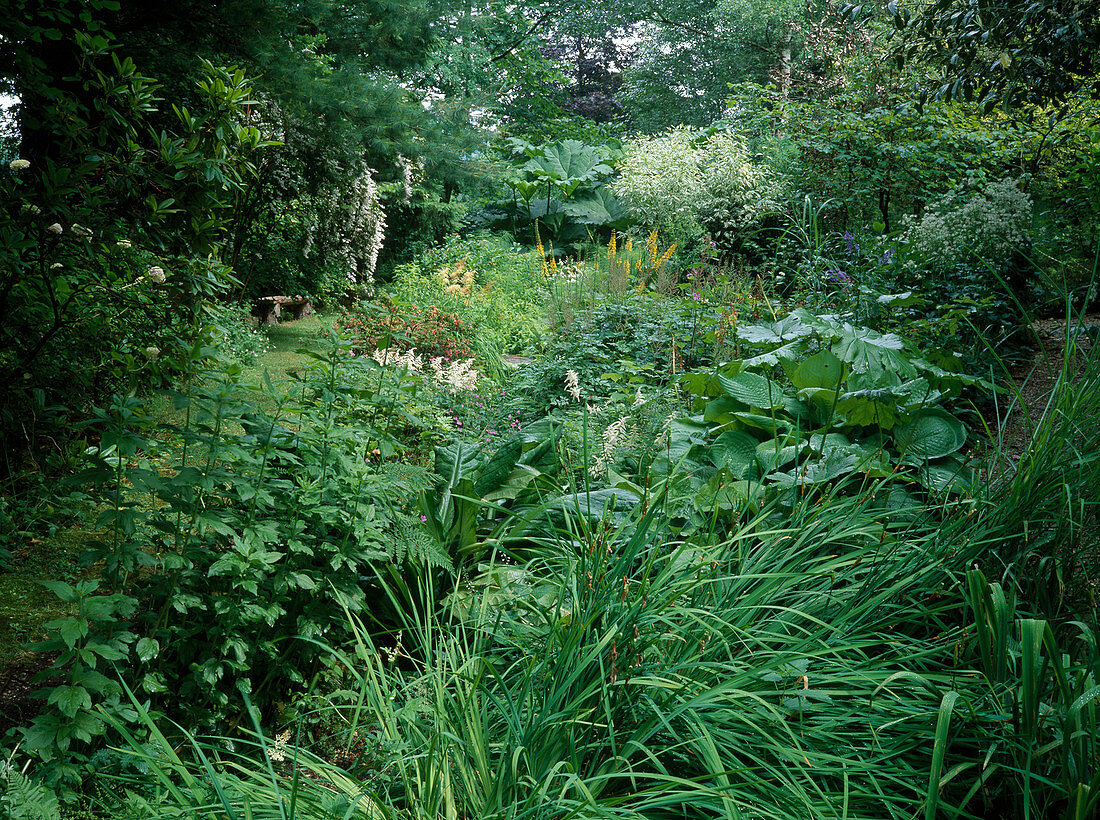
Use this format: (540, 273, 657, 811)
(564, 369, 581, 402)
(145, 266, 166, 284)
(903, 178, 1033, 261)
(306, 161, 386, 288)
(371, 347, 479, 392)
(9, 158, 30, 171)
(587, 389, 650, 478)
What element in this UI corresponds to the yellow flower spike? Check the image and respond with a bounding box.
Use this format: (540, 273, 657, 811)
(608, 232, 617, 258)
(656, 243, 677, 271)
(625, 237, 633, 253)
(646, 230, 658, 269)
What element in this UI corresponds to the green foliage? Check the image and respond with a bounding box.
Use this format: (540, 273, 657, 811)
(664, 308, 985, 528)
(872, 0, 1100, 108)
(469, 138, 627, 249)
(0, 37, 267, 474)
(20, 335, 448, 787)
(613, 128, 784, 248)
(386, 234, 547, 355)
(0, 751, 62, 820)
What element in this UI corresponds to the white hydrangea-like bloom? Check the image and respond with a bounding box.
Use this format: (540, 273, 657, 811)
(903, 179, 1032, 260)
(46, 222, 63, 234)
(9, 159, 30, 171)
(146, 266, 166, 284)
(117, 239, 132, 249)
(144, 346, 161, 360)
(71, 223, 93, 238)
(50, 262, 64, 270)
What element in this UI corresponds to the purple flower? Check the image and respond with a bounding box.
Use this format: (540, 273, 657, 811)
(882, 247, 895, 265)
(827, 269, 851, 283)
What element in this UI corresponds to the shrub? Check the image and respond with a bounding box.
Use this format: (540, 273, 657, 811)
(902, 178, 1033, 261)
(613, 129, 785, 253)
(343, 302, 475, 361)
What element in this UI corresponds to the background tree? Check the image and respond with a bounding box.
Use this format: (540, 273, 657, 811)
(871, 0, 1100, 109)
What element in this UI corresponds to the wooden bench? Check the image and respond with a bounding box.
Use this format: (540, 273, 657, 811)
(252, 295, 313, 326)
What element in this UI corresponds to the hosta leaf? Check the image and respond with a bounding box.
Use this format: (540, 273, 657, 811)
(704, 396, 741, 425)
(733, 412, 791, 432)
(918, 460, 975, 494)
(756, 438, 800, 472)
(708, 430, 758, 479)
(668, 418, 709, 461)
(807, 432, 852, 453)
(718, 371, 786, 409)
(895, 409, 967, 462)
(791, 351, 845, 390)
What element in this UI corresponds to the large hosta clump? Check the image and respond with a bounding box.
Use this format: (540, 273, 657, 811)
(656, 309, 987, 528)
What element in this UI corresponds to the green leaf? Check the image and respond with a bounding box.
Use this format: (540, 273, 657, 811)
(561, 188, 630, 228)
(707, 431, 758, 479)
(41, 579, 81, 602)
(830, 324, 917, 378)
(894, 409, 967, 462)
(48, 684, 92, 718)
(135, 637, 160, 662)
(668, 418, 709, 461)
(755, 439, 801, 472)
(58, 618, 90, 649)
(718, 371, 786, 409)
(918, 459, 975, 494)
(791, 351, 845, 390)
(525, 140, 612, 184)
(737, 315, 813, 344)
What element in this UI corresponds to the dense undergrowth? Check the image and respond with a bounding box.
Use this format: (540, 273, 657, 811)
(2, 247, 1097, 818)
(3, 23, 1099, 818)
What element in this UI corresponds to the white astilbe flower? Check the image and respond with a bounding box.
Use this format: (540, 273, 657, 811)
(372, 347, 479, 392)
(654, 412, 679, 447)
(372, 346, 423, 372)
(438, 358, 478, 392)
(564, 369, 581, 403)
(9, 159, 30, 171)
(590, 414, 634, 478)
